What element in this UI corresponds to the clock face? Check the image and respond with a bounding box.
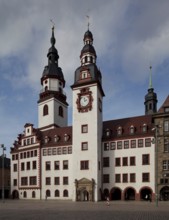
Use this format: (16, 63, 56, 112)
(80, 96, 89, 107)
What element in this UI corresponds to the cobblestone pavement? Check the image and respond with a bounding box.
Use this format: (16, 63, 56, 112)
(0, 200, 169, 220)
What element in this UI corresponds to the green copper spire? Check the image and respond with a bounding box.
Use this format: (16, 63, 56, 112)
(149, 65, 153, 89)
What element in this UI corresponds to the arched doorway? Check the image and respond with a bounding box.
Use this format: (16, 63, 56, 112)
(75, 178, 94, 201)
(77, 188, 89, 201)
(12, 190, 19, 199)
(160, 186, 169, 201)
(140, 187, 152, 201)
(110, 187, 121, 200)
(124, 187, 135, 200)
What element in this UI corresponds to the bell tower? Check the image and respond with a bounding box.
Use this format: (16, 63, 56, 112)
(144, 66, 158, 115)
(38, 27, 68, 130)
(71, 27, 105, 201)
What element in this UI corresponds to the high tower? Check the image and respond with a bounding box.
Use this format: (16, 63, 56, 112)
(38, 27, 68, 130)
(71, 27, 105, 201)
(144, 66, 158, 115)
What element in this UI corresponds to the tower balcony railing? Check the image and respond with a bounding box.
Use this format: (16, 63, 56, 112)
(40, 87, 66, 96)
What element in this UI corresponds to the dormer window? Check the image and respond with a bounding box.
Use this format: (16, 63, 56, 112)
(130, 125, 135, 134)
(142, 124, 147, 133)
(45, 136, 49, 144)
(81, 71, 88, 79)
(64, 134, 70, 142)
(117, 126, 122, 136)
(54, 135, 60, 143)
(105, 129, 111, 137)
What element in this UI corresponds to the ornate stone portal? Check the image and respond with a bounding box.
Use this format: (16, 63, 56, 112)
(75, 178, 95, 201)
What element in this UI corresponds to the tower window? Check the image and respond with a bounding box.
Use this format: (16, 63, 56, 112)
(59, 106, 63, 117)
(43, 105, 48, 116)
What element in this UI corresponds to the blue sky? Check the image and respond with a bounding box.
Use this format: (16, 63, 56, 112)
(1, 0, 169, 156)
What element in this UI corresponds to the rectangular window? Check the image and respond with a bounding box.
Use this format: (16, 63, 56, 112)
(163, 160, 169, 170)
(82, 124, 88, 133)
(30, 176, 37, 185)
(62, 147, 67, 154)
(27, 151, 30, 158)
(131, 140, 136, 148)
(34, 150, 37, 157)
(13, 164, 17, 172)
(63, 177, 69, 185)
(138, 139, 143, 148)
(130, 157, 136, 166)
(57, 148, 61, 155)
(68, 146, 72, 154)
(103, 174, 109, 183)
(54, 177, 60, 185)
(110, 142, 116, 150)
(31, 151, 33, 157)
(123, 174, 128, 183)
(20, 153, 23, 159)
(21, 162, 25, 171)
(13, 179, 17, 186)
(115, 158, 121, 166)
(46, 161, 51, 170)
(130, 173, 136, 182)
(43, 149, 47, 156)
(145, 138, 151, 147)
(164, 121, 169, 132)
(63, 160, 68, 170)
(27, 162, 30, 170)
(54, 161, 60, 170)
(21, 177, 28, 186)
(104, 143, 109, 151)
(142, 173, 150, 182)
(142, 154, 150, 165)
(117, 141, 122, 149)
(46, 177, 51, 185)
(123, 157, 128, 166)
(164, 140, 169, 152)
(48, 148, 52, 155)
(80, 161, 89, 170)
(103, 157, 110, 167)
(53, 148, 57, 155)
(32, 161, 36, 169)
(82, 142, 88, 151)
(124, 141, 129, 149)
(115, 174, 121, 183)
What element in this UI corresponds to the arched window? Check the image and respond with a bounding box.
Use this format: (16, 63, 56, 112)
(45, 86, 48, 91)
(63, 189, 68, 197)
(43, 105, 48, 116)
(46, 190, 51, 197)
(59, 106, 63, 117)
(55, 190, 60, 197)
(32, 191, 36, 198)
(23, 191, 27, 198)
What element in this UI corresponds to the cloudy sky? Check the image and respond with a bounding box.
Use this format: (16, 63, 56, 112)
(1, 0, 169, 156)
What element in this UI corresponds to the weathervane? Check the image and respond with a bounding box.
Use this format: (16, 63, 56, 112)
(86, 15, 90, 30)
(50, 19, 55, 29)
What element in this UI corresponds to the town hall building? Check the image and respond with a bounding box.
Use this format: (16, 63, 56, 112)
(10, 26, 169, 201)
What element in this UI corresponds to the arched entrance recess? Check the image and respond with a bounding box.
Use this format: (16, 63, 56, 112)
(75, 178, 95, 201)
(124, 187, 136, 200)
(160, 186, 169, 201)
(140, 187, 152, 201)
(110, 187, 122, 200)
(12, 190, 19, 199)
